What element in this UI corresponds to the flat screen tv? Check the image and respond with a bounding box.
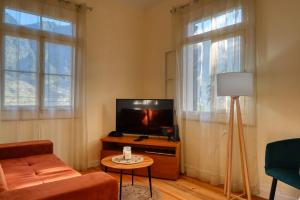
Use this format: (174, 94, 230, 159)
(116, 99, 174, 136)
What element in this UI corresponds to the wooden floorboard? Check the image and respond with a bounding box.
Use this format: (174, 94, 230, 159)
(83, 168, 266, 200)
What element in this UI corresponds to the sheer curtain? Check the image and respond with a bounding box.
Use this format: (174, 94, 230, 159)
(0, 0, 88, 171)
(173, 0, 258, 192)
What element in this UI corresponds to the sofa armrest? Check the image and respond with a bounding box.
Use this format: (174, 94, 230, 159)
(0, 140, 53, 160)
(0, 172, 118, 200)
(265, 138, 300, 169)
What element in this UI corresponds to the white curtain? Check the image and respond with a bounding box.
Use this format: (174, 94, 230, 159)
(0, 0, 88, 171)
(173, 0, 258, 192)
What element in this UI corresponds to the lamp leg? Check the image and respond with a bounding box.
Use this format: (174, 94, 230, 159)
(225, 97, 235, 198)
(236, 99, 247, 195)
(236, 98, 252, 200)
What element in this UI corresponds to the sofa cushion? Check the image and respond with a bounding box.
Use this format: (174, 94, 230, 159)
(24, 154, 73, 175)
(24, 154, 60, 166)
(0, 164, 8, 192)
(32, 161, 73, 175)
(41, 170, 81, 183)
(0, 154, 80, 190)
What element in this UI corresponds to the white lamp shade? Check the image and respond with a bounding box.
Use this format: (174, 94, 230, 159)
(217, 72, 253, 97)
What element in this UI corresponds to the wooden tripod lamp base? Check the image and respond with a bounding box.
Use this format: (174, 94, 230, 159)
(224, 96, 251, 200)
(216, 72, 254, 200)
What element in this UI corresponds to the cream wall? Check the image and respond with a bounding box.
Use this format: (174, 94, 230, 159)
(142, 0, 300, 199)
(142, 0, 188, 98)
(84, 0, 144, 166)
(256, 0, 300, 199)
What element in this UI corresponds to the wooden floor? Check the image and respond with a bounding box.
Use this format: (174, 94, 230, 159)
(83, 168, 265, 200)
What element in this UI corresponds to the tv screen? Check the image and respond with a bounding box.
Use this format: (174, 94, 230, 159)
(116, 99, 174, 136)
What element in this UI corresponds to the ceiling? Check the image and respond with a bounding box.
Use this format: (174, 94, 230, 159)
(124, 0, 162, 9)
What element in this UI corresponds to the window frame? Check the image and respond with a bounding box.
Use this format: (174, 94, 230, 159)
(182, 7, 245, 121)
(0, 7, 76, 112)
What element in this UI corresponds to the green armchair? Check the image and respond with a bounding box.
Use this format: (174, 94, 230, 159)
(265, 138, 300, 200)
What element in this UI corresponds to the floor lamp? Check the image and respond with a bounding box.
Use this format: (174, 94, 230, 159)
(217, 72, 253, 200)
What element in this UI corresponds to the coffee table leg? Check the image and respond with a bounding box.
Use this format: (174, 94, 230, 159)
(104, 166, 108, 173)
(148, 166, 152, 197)
(131, 170, 134, 186)
(119, 169, 123, 200)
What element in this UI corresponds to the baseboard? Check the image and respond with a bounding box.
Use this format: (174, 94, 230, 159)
(259, 183, 299, 200)
(88, 159, 100, 168)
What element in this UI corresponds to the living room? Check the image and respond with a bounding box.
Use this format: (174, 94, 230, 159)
(0, 0, 299, 200)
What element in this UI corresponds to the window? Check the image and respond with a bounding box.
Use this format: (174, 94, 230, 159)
(2, 8, 75, 111)
(183, 8, 243, 115)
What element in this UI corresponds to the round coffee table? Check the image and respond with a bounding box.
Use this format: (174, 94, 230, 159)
(101, 155, 154, 200)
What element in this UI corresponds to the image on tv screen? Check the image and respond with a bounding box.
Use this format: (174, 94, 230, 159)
(116, 99, 174, 135)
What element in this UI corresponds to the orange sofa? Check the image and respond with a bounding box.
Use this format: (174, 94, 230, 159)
(0, 140, 118, 200)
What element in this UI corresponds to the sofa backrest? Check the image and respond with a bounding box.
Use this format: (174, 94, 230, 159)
(0, 140, 53, 160)
(0, 164, 8, 192)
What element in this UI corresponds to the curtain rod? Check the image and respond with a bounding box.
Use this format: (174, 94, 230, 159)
(170, 3, 190, 14)
(58, 0, 93, 11)
(170, 0, 200, 14)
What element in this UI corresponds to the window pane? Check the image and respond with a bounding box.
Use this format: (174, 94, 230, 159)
(184, 36, 241, 112)
(183, 41, 212, 112)
(212, 36, 241, 111)
(194, 41, 212, 112)
(212, 36, 241, 73)
(4, 35, 38, 72)
(44, 75, 72, 107)
(3, 8, 74, 37)
(45, 42, 72, 75)
(4, 72, 37, 106)
(42, 17, 73, 36)
(192, 18, 212, 36)
(3, 35, 38, 107)
(44, 42, 73, 108)
(190, 8, 242, 36)
(4, 8, 40, 30)
(212, 8, 242, 30)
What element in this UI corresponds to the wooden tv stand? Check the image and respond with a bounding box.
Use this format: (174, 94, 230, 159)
(100, 136, 180, 180)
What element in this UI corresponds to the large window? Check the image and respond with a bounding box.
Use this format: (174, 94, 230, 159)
(1, 8, 75, 110)
(183, 7, 243, 115)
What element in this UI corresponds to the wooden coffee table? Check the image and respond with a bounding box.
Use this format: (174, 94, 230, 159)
(101, 155, 154, 200)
